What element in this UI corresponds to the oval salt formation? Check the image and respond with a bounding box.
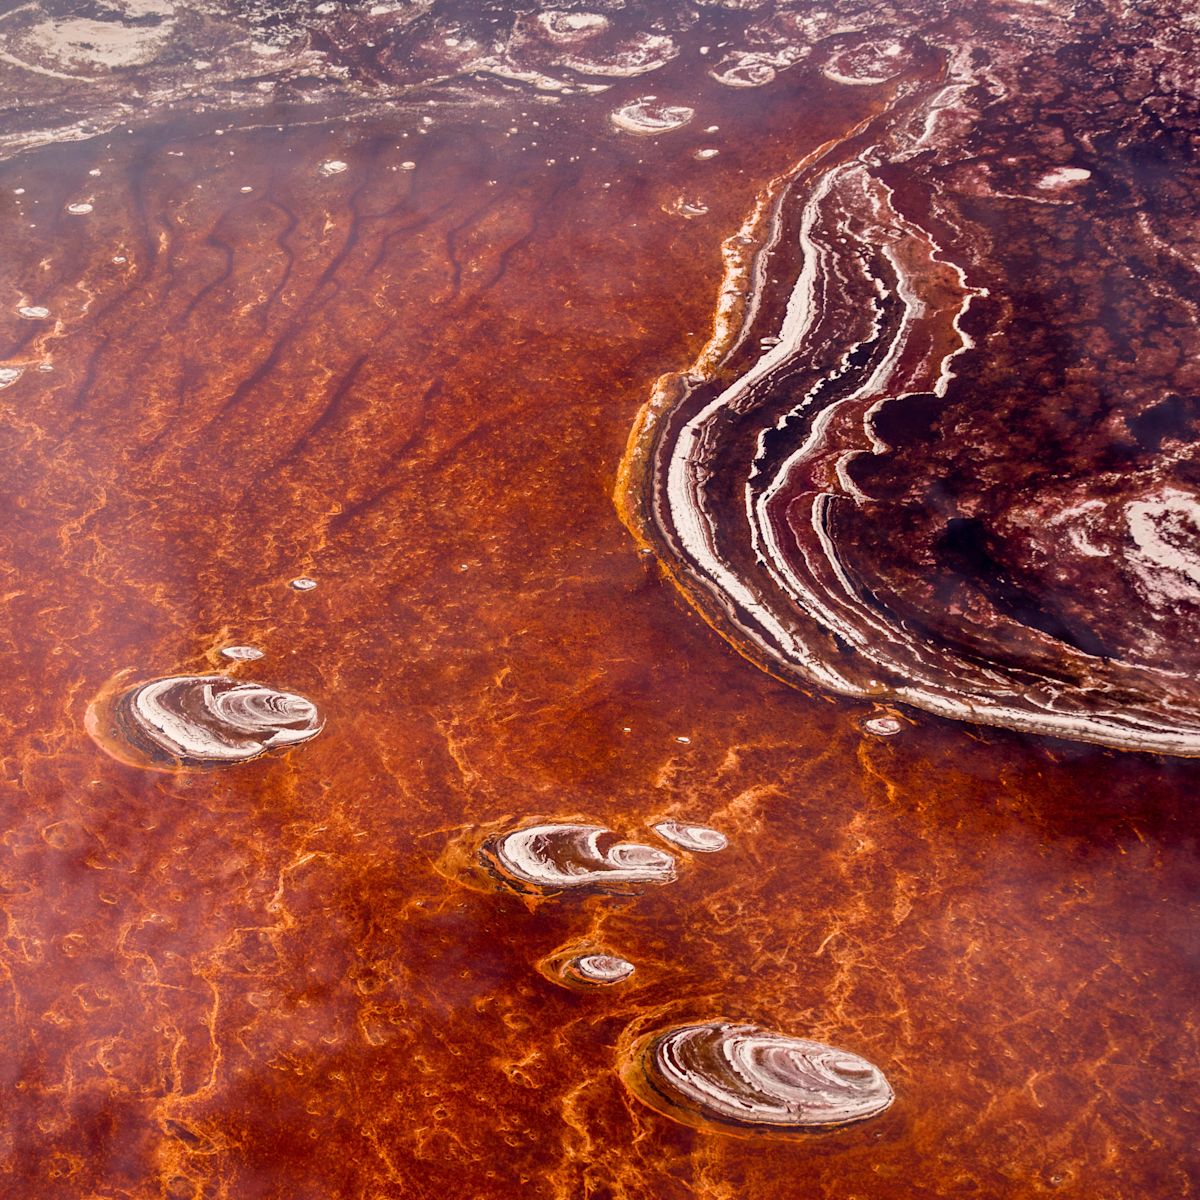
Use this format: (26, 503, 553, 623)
(540, 947, 635, 990)
(822, 39, 911, 85)
(651, 821, 727, 853)
(87, 674, 323, 768)
(566, 953, 634, 986)
(610, 97, 694, 136)
(480, 823, 676, 895)
(862, 716, 903, 737)
(534, 10, 609, 41)
(623, 1022, 894, 1134)
(220, 645, 264, 661)
(709, 53, 777, 88)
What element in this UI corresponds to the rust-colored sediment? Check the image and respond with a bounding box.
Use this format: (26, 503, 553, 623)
(0, 23, 1197, 1200)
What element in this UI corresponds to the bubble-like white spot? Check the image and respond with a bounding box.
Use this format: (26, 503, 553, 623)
(0, 367, 23, 389)
(66, 202, 94, 214)
(319, 160, 348, 176)
(290, 577, 318, 591)
(18, 306, 50, 320)
(693, 148, 720, 161)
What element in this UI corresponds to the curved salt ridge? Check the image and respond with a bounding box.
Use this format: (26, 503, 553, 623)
(481, 823, 676, 894)
(651, 821, 728, 853)
(617, 74, 1200, 756)
(543, 949, 636, 990)
(534, 11, 609, 42)
(822, 40, 910, 86)
(558, 32, 678, 78)
(666, 195, 709, 219)
(110, 675, 322, 765)
(610, 98, 694, 136)
(625, 1022, 894, 1132)
(709, 53, 777, 88)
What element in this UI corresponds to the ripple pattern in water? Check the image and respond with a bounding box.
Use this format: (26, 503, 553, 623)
(88, 674, 323, 768)
(624, 1022, 894, 1134)
(480, 822, 677, 895)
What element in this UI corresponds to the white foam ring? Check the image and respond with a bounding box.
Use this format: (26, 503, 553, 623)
(483, 823, 677, 893)
(633, 1022, 894, 1130)
(122, 674, 323, 764)
(645, 84, 1200, 756)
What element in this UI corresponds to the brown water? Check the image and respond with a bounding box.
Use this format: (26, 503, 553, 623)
(0, 1, 1198, 1197)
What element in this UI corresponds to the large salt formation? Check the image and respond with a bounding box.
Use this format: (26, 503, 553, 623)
(618, 12, 1200, 755)
(623, 1022, 894, 1134)
(86, 674, 323, 767)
